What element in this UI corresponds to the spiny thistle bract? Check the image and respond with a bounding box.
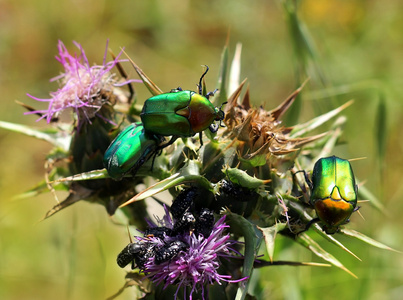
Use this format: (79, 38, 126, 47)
(0, 40, 394, 299)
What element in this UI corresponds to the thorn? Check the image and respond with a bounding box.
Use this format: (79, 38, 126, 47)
(357, 210, 365, 221)
(357, 180, 367, 188)
(348, 157, 367, 162)
(127, 225, 133, 243)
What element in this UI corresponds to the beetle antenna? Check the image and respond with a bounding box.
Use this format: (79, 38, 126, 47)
(198, 65, 209, 95)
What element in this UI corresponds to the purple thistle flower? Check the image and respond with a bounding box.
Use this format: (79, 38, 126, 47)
(26, 40, 137, 126)
(141, 208, 247, 300)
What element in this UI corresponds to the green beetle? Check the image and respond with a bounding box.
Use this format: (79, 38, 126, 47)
(140, 66, 225, 146)
(309, 156, 358, 234)
(103, 122, 163, 180)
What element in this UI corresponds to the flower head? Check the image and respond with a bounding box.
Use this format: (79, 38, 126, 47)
(119, 205, 247, 300)
(26, 40, 135, 126)
(222, 82, 326, 173)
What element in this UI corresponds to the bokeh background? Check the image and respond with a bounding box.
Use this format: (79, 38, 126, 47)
(0, 0, 402, 299)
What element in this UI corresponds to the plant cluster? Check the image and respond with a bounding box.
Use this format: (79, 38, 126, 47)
(0, 40, 394, 300)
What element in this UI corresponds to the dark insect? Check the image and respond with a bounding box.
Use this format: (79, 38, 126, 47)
(154, 240, 189, 265)
(117, 242, 145, 268)
(171, 211, 196, 235)
(144, 226, 173, 239)
(170, 188, 197, 221)
(214, 179, 259, 218)
(194, 208, 214, 238)
(220, 179, 258, 201)
(116, 241, 155, 269)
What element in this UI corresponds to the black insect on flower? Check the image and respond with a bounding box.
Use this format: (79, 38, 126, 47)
(154, 240, 189, 265)
(116, 235, 163, 270)
(171, 211, 196, 236)
(170, 187, 197, 221)
(194, 208, 215, 238)
(144, 226, 173, 239)
(117, 204, 247, 299)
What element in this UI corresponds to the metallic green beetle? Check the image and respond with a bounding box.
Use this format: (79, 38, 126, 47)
(103, 122, 163, 180)
(310, 156, 358, 234)
(140, 66, 225, 145)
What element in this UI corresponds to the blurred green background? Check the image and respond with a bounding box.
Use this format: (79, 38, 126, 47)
(0, 0, 402, 299)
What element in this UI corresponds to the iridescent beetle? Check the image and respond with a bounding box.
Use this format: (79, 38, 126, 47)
(140, 66, 226, 146)
(103, 122, 164, 180)
(306, 156, 359, 234)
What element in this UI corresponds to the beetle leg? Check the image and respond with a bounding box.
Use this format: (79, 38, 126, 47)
(353, 206, 361, 212)
(158, 136, 179, 150)
(304, 217, 320, 232)
(205, 88, 219, 100)
(170, 87, 183, 92)
(293, 169, 312, 202)
(199, 132, 204, 147)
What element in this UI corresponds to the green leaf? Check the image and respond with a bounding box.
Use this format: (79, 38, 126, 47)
(257, 223, 287, 262)
(357, 183, 385, 213)
(224, 210, 260, 300)
(214, 37, 229, 105)
(0, 120, 71, 150)
(51, 169, 109, 183)
(14, 178, 69, 199)
(281, 0, 327, 85)
(340, 228, 400, 253)
(308, 116, 346, 170)
(120, 171, 214, 207)
(312, 225, 361, 261)
(224, 167, 270, 189)
(229, 42, 242, 97)
(295, 232, 357, 278)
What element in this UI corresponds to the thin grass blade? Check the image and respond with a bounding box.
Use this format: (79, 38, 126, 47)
(290, 100, 353, 137)
(340, 228, 400, 253)
(295, 232, 357, 278)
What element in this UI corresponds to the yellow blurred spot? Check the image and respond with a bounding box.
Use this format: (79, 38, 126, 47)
(301, 0, 364, 30)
